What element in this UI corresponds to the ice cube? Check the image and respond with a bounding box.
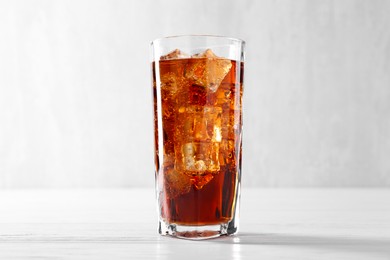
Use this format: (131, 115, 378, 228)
(191, 173, 214, 190)
(164, 168, 192, 198)
(180, 106, 221, 141)
(160, 72, 180, 95)
(192, 49, 217, 58)
(194, 160, 207, 171)
(184, 49, 232, 92)
(184, 156, 196, 170)
(207, 159, 220, 171)
(160, 49, 189, 60)
(182, 143, 221, 172)
(182, 143, 196, 156)
(176, 106, 222, 172)
(193, 115, 210, 140)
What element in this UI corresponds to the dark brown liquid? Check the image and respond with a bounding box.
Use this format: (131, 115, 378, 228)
(153, 57, 243, 225)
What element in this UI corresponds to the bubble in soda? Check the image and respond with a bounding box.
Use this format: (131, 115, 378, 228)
(185, 49, 232, 92)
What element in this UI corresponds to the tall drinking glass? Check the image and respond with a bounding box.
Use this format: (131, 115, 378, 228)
(150, 35, 245, 239)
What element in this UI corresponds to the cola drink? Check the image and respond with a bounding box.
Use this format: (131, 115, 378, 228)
(153, 48, 243, 226)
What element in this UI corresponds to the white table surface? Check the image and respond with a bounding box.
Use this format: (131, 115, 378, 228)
(0, 188, 389, 259)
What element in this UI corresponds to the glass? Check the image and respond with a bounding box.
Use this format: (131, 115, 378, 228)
(150, 35, 245, 240)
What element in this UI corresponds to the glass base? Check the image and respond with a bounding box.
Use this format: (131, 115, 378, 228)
(159, 219, 238, 240)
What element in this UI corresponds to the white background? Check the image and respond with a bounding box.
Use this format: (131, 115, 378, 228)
(0, 0, 389, 188)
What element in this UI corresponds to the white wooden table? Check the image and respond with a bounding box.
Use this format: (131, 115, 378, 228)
(0, 188, 389, 259)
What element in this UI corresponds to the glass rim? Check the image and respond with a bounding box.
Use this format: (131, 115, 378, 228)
(150, 35, 245, 46)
